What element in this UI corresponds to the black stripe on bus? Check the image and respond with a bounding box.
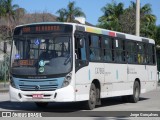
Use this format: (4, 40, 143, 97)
(142, 38, 149, 43)
(116, 33, 126, 39)
(76, 26, 85, 32)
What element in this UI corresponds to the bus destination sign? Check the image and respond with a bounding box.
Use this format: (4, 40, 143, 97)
(14, 24, 73, 35)
(22, 25, 62, 33)
(22, 25, 61, 33)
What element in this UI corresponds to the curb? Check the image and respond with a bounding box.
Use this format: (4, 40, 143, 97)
(0, 83, 9, 93)
(0, 86, 9, 93)
(0, 89, 8, 93)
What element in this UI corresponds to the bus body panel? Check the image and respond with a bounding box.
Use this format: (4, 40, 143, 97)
(75, 66, 90, 101)
(9, 84, 75, 102)
(75, 63, 104, 101)
(75, 63, 157, 101)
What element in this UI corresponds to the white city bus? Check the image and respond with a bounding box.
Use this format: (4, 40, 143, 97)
(10, 22, 158, 110)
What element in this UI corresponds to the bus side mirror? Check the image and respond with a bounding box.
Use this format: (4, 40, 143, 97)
(78, 38, 84, 48)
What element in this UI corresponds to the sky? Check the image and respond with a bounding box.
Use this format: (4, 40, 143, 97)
(13, 0, 160, 26)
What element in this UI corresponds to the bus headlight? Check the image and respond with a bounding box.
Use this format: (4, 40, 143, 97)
(62, 73, 72, 88)
(10, 77, 16, 88)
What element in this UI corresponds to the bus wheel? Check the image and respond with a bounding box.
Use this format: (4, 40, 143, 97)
(129, 81, 140, 103)
(35, 102, 48, 108)
(85, 83, 97, 110)
(96, 87, 101, 105)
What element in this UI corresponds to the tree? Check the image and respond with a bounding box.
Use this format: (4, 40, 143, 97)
(98, 1, 124, 31)
(117, 1, 156, 39)
(119, 7, 136, 34)
(155, 26, 160, 45)
(118, 1, 136, 34)
(14, 7, 26, 25)
(3, 0, 19, 37)
(56, 1, 86, 22)
(0, 0, 5, 19)
(140, 3, 156, 38)
(3, 0, 19, 24)
(56, 8, 67, 22)
(98, 1, 157, 40)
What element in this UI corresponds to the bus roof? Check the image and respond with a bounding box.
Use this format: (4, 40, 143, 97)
(15, 22, 155, 44)
(15, 22, 74, 28)
(77, 23, 155, 44)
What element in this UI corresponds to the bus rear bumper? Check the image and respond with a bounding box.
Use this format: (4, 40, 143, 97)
(9, 85, 75, 102)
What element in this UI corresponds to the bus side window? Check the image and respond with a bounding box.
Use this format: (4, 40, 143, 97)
(103, 36, 112, 62)
(137, 43, 145, 64)
(89, 35, 102, 61)
(114, 39, 125, 63)
(147, 44, 156, 64)
(152, 45, 156, 64)
(75, 34, 87, 68)
(127, 41, 137, 64)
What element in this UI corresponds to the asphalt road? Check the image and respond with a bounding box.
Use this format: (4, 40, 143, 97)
(0, 86, 160, 119)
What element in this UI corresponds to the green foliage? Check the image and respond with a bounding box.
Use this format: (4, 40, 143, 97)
(155, 26, 160, 45)
(97, 1, 160, 45)
(2, 0, 19, 20)
(0, 0, 21, 40)
(56, 1, 86, 22)
(98, 1, 124, 31)
(56, 8, 67, 22)
(0, 0, 5, 18)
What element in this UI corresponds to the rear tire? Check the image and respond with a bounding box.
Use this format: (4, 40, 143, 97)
(35, 102, 48, 108)
(129, 81, 140, 103)
(84, 83, 97, 110)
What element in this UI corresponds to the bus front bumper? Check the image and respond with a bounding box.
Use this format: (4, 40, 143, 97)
(9, 85, 75, 102)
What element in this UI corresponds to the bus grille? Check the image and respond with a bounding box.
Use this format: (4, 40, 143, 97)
(19, 85, 58, 91)
(18, 80, 58, 91)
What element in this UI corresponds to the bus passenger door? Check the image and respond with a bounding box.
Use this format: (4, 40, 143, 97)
(74, 32, 89, 101)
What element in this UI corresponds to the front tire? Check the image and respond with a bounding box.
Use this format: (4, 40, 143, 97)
(129, 81, 140, 103)
(84, 83, 97, 110)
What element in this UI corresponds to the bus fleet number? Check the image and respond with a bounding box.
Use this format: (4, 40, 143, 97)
(95, 68, 105, 74)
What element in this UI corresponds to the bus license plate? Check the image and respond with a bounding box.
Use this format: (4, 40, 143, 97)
(32, 94, 44, 99)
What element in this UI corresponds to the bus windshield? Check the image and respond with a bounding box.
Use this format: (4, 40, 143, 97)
(11, 35, 72, 76)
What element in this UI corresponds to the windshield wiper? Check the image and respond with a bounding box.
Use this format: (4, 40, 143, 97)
(64, 55, 71, 65)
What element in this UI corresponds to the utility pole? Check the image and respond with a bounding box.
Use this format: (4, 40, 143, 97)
(136, 0, 140, 36)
